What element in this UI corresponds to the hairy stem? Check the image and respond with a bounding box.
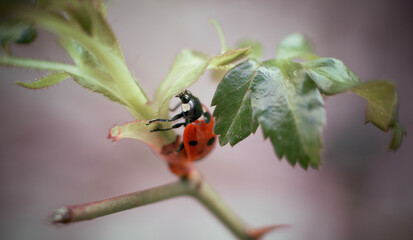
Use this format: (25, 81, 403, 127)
(210, 20, 227, 54)
(52, 170, 255, 239)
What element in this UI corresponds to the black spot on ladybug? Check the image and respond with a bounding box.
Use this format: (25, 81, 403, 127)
(207, 137, 215, 146)
(198, 150, 204, 155)
(189, 140, 198, 146)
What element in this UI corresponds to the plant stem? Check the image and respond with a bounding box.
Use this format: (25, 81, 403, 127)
(53, 180, 190, 223)
(189, 171, 253, 240)
(210, 20, 228, 54)
(52, 170, 254, 239)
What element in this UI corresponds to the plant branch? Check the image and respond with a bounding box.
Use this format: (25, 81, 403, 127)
(51, 170, 273, 240)
(189, 171, 253, 239)
(52, 180, 190, 223)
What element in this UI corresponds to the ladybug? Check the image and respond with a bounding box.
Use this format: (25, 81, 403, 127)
(147, 90, 216, 162)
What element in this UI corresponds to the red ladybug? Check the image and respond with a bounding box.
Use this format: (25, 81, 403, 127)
(182, 106, 216, 161)
(147, 90, 216, 163)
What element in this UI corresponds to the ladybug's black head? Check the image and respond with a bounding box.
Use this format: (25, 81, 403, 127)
(176, 89, 203, 122)
(177, 90, 192, 104)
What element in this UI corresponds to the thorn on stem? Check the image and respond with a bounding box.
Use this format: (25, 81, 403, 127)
(247, 224, 291, 239)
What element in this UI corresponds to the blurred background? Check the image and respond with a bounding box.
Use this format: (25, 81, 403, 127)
(1, 0, 412, 239)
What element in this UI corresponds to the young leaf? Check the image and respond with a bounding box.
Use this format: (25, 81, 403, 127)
(208, 47, 252, 70)
(16, 72, 70, 89)
(6, 0, 153, 121)
(34, 0, 124, 59)
(153, 49, 210, 119)
(237, 39, 263, 60)
(212, 60, 260, 146)
(304, 58, 360, 95)
(276, 33, 315, 60)
(251, 60, 325, 168)
(352, 80, 406, 150)
(58, 37, 129, 107)
(154, 47, 252, 121)
(108, 120, 165, 152)
(389, 122, 407, 151)
(352, 81, 397, 131)
(65, 4, 93, 36)
(71, 75, 128, 107)
(58, 37, 102, 68)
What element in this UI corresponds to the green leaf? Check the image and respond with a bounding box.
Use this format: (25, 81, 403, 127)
(352, 81, 397, 131)
(388, 122, 406, 151)
(58, 37, 129, 107)
(76, 3, 123, 59)
(304, 58, 360, 95)
(352, 81, 406, 150)
(108, 120, 165, 151)
(65, 4, 93, 35)
(208, 47, 252, 70)
(16, 72, 70, 89)
(211, 60, 260, 146)
(154, 49, 210, 119)
(154, 47, 252, 121)
(71, 74, 128, 107)
(212, 59, 325, 168)
(276, 33, 315, 60)
(58, 37, 101, 68)
(251, 60, 325, 168)
(237, 39, 263, 60)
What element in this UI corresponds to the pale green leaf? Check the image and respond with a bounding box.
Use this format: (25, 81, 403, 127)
(109, 120, 165, 151)
(276, 33, 316, 60)
(65, 4, 93, 35)
(389, 122, 407, 151)
(304, 58, 360, 95)
(153, 49, 210, 119)
(71, 75, 127, 106)
(352, 81, 397, 131)
(237, 39, 263, 60)
(58, 37, 101, 68)
(211, 59, 260, 146)
(208, 47, 252, 70)
(19, 1, 124, 60)
(352, 80, 406, 150)
(58, 37, 128, 106)
(16, 72, 70, 89)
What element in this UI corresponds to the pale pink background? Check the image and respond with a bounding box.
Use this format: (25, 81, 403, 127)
(1, 0, 412, 239)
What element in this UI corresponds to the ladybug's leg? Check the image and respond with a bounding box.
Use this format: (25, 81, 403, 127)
(176, 142, 185, 153)
(203, 111, 212, 124)
(146, 112, 184, 125)
(150, 122, 186, 132)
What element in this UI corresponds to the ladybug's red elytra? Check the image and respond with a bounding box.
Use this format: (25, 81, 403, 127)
(147, 90, 216, 163)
